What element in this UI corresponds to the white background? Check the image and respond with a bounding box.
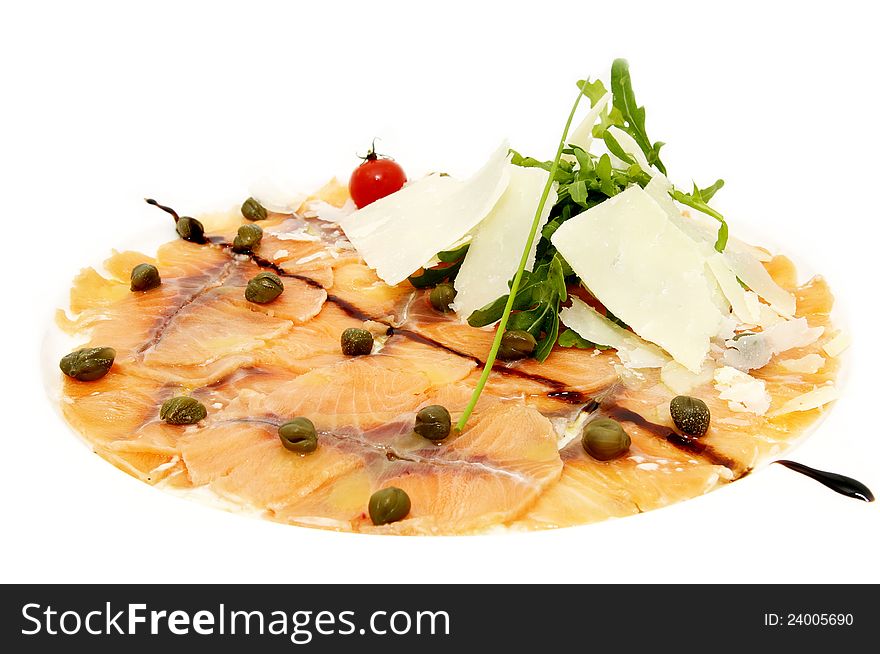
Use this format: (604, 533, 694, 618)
(2, 1, 878, 584)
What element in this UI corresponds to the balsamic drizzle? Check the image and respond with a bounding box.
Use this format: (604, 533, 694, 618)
(774, 460, 875, 502)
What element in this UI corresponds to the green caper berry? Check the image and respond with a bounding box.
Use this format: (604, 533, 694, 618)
(232, 223, 264, 253)
(278, 417, 318, 453)
(341, 328, 373, 356)
(368, 487, 411, 526)
(59, 346, 116, 382)
(669, 395, 711, 437)
(159, 396, 207, 425)
(497, 329, 537, 361)
(429, 283, 456, 312)
(245, 272, 284, 304)
(582, 418, 631, 461)
(414, 405, 452, 441)
(130, 263, 161, 292)
(176, 216, 205, 243)
(241, 197, 268, 221)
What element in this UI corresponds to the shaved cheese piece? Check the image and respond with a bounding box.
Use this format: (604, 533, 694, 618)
(724, 249, 796, 317)
(706, 253, 761, 324)
(301, 199, 356, 222)
(563, 92, 611, 162)
(770, 385, 839, 417)
(713, 366, 771, 415)
(822, 330, 851, 357)
(339, 142, 511, 286)
(607, 126, 654, 174)
(779, 353, 825, 374)
(756, 303, 786, 329)
(551, 185, 723, 373)
(660, 360, 715, 395)
(560, 297, 669, 368)
(722, 317, 824, 371)
(452, 166, 556, 319)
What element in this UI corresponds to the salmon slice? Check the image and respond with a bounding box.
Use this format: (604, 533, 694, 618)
(178, 421, 364, 513)
(518, 420, 731, 529)
(356, 404, 563, 534)
(329, 261, 415, 322)
(253, 356, 434, 431)
(61, 369, 163, 446)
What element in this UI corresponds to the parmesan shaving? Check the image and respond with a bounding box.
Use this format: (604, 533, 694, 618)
(722, 317, 824, 371)
(452, 165, 556, 320)
(551, 186, 723, 373)
(559, 297, 669, 369)
(770, 385, 839, 417)
(563, 92, 611, 161)
(822, 331, 851, 358)
(713, 366, 771, 415)
(660, 360, 715, 395)
(779, 353, 825, 374)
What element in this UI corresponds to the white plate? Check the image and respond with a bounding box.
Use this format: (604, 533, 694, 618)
(4, 3, 879, 583)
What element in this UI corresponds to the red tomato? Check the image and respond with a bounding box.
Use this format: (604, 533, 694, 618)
(349, 150, 407, 208)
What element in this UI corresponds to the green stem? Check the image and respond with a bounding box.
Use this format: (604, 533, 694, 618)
(456, 87, 588, 432)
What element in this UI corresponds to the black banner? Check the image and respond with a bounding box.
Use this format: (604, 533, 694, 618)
(1, 584, 874, 651)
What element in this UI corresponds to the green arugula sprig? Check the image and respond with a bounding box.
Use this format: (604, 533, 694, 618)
(608, 59, 667, 174)
(557, 328, 610, 350)
(670, 181, 729, 251)
(407, 244, 469, 289)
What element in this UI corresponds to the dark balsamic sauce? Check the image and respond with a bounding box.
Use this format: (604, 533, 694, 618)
(547, 390, 589, 404)
(774, 460, 874, 502)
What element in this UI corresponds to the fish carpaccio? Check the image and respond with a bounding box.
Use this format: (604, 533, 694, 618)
(56, 185, 840, 535)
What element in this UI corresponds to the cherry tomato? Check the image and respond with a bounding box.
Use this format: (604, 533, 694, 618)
(349, 147, 407, 208)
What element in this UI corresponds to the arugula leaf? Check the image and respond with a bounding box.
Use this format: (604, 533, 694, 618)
(610, 58, 667, 175)
(576, 78, 608, 106)
(602, 130, 636, 165)
(510, 150, 575, 184)
(698, 178, 724, 202)
(408, 245, 469, 288)
(558, 329, 611, 350)
(670, 182, 729, 252)
(436, 243, 469, 263)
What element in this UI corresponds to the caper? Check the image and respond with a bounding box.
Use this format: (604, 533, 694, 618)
(245, 272, 284, 304)
(582, 418, 631, 461)
(176, 216, 205, 243)
(341, 327, 373, 356)
(497, 329, 537, 361)
(368, 487, 411, 526)
(232, 223, 263, 253)
(278, 417, 318, 453)
(429, 283, 456, 312)
(59, 346, 116, 381)
(669, 395, 711, 437)
(414, 405, 452, 441)
(130, 263, 161, 292)
(241, 197, 268, 221)
(159, 396, 207, 425)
